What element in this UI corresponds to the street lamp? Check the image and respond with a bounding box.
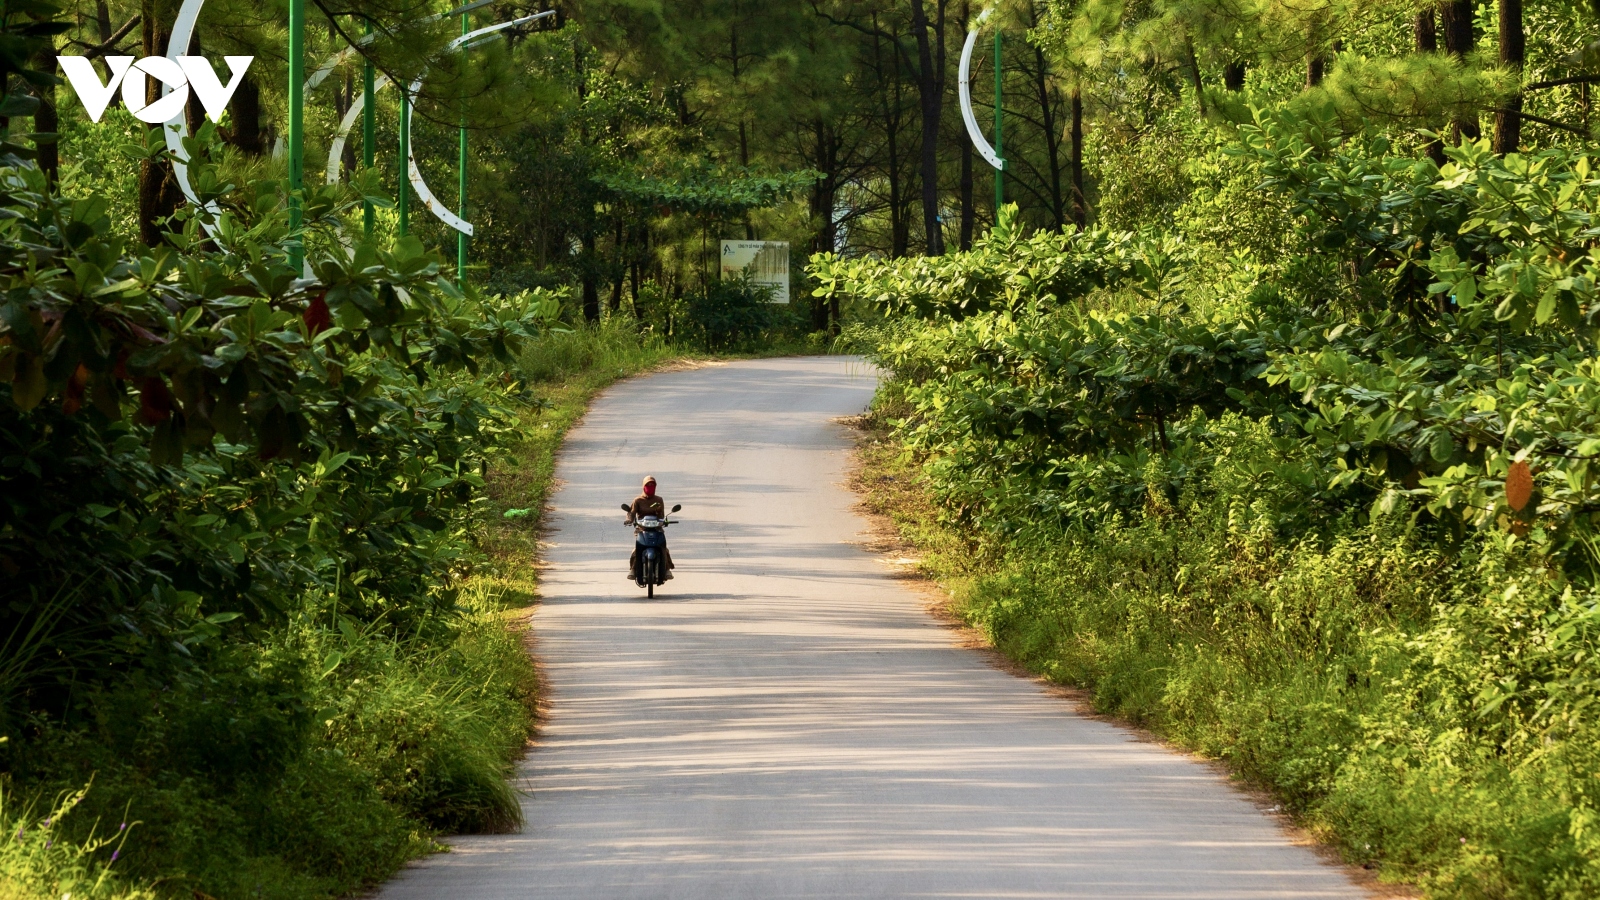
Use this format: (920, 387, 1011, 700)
(458, 10, 468, 286)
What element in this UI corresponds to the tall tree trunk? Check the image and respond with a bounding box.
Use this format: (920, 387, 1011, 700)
(633, 223, 650, 321)
(1184, 40, 1208, 114)
(958, 138, 974, 249)
(1493, 0, 1524, 153)
(610, 219, 624, 314)
(1441, 0, 1480, 141)
(1415, 8, 1438, 51)
(908, 0, 945, 256)
(31, 46, 58, 184)
(138, 0, 179, 247)
(1069, 88, 1086, 227)
(227, 73, 265, 155)
(1223, 60, 1246, 91)
(957, 0, 973, 250)
(581, 237, 600, 323)
(1033, 43, 1065, 229)
(810, 117, 837, 330)
(1441, 1, 1474, 56)
(1305, 54, 1325, 88)
(1415, 8, 1446, 164)
(888, 115, 908, 258)
(731, 14, 756, 239)
(876, 18, 910, 258)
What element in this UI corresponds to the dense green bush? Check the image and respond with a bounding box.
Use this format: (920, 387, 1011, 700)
(0, 121, 546, 895)
(818, 112, 1600, 572)
(684, 277, 803, 351)
(821, 109, 1600, 895)
(939, 461, 1600, 897)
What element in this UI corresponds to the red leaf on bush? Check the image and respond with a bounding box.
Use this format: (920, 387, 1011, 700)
(138, 376, 173, 424)
(62, 364, 89, 415)
(304, 295, 332, 335)
(112, 350, 130, 380)
(1506, 460, 1533, 512)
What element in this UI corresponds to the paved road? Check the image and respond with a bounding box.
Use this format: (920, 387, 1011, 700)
(381, 356, 1363, 900)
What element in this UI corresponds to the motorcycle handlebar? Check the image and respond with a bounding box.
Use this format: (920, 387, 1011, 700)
(621, 503, 681, 526)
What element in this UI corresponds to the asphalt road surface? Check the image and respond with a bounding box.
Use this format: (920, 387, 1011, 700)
(380, 356, 1364, 900)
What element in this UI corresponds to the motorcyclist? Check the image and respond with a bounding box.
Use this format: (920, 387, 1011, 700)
(625, 475, 674, 583)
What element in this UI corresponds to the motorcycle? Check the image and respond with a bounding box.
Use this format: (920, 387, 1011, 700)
(622, 502, 680, 598)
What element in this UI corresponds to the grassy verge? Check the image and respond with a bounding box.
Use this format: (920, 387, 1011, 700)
(851, 400, 1600, 898)
(3, 580, 538, 900)
(0, 321, 697, 900)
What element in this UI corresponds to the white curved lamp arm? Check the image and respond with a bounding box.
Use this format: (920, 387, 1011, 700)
(959, 29, 1003, 172)
(326, 73, 391, 185)
(402, 11, 553, 237)
(162, 0, 223, 234)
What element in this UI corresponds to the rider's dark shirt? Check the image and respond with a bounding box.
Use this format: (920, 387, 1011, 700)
(628, 495, 665, 524)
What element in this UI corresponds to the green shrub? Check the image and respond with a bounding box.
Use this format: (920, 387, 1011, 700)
(911, 449, 1600, 893)
(0, 109, 552, 894)
(684, 278, 800, 351)
(827, 107, 1600, 894)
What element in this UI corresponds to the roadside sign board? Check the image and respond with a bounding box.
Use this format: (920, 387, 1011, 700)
(720, 240, 790, 304)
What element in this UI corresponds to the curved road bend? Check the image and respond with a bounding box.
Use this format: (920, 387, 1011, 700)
(380, 356, 1364, 900)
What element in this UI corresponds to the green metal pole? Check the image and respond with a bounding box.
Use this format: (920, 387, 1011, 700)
(457, 11, 468, 287)
(993, 29, 1004, 210)
(362, 19, 375, 237)
(288, 0, 305, 268)
(397, 86, 410, 236)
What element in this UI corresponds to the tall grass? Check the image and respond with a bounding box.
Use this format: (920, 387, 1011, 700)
(0, 782, 152, 900)
(3, 580, 536, 900)
(517, 317, 678, 384)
